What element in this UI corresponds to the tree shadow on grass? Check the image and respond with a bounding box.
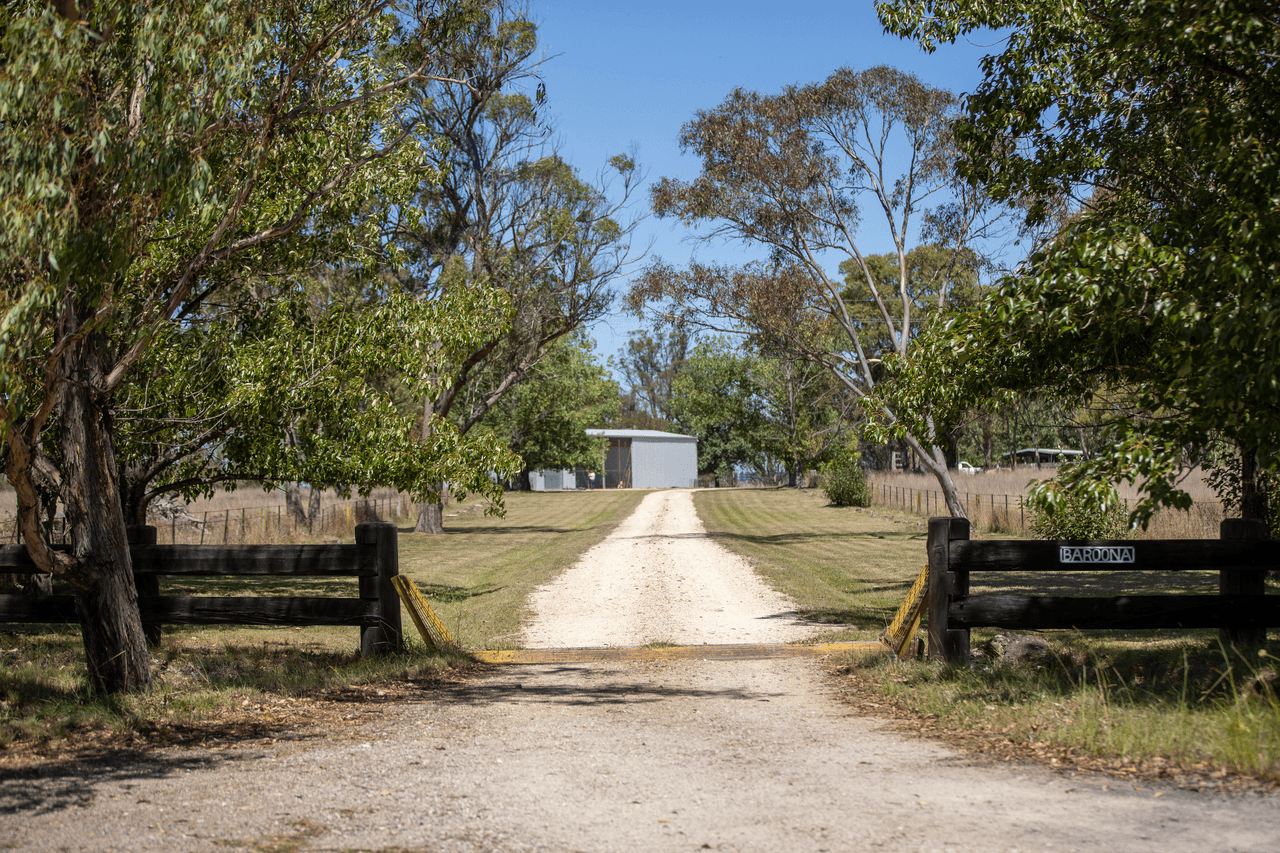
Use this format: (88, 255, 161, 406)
(705, 530, 924, 547)
(427, 525, 579, 535)
(795, 606, 895, 628)
(413, 582, 504, 604)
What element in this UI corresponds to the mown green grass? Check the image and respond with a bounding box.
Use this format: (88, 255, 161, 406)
(695, 487, 937, 641)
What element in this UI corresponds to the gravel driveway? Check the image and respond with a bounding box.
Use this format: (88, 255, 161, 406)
(3, 489, 1277, 852)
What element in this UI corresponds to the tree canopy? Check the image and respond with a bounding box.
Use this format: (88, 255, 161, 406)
(386, 1, 643, 530)
(632, 64, 1002, 515)
(877, 0, 1280, 522)
(0, 0, 494, 693)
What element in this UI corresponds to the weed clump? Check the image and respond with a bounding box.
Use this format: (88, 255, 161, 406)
(822, 448, 870, 508)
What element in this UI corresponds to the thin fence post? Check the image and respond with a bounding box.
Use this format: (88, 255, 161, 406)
(927, 516, 970, 664)
(357, 521, 402, 655)
(1220, 518, 1268, 647)
(201, 511, 207, 545)
(128, 525, 162, 646)
(223, 510, 229, 544)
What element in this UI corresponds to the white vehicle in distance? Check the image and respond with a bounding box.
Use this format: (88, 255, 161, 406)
(957, 461, 981, 474)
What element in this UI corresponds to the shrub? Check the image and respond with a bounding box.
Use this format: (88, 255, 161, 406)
(822, 449, 870, 507)
(1025, 478, 1129, 539)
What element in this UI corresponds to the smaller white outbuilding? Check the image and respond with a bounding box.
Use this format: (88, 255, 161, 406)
(528, 428, 698, 490)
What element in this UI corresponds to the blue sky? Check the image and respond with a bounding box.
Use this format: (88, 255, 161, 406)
(531, 2, 1001, 369)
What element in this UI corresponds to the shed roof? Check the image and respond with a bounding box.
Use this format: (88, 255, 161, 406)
(586, 428, 696, 440)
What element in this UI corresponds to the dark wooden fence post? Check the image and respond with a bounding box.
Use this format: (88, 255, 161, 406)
(356, 521, 401, 655)
(927, 516, 971, 664)
(1220, 518, 1268, 647)
(128, 525, 162, 646)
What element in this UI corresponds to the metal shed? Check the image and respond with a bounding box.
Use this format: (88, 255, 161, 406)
(529, 429, 698, 490)
(589, 429, 698, 489)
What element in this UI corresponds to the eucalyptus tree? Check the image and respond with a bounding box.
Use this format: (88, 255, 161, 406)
(0, 0, 482, 694)
(388, 2, 643, 531)
(480, 335, 619, 489)
(668, 338, 858, 487)
(749, 347, 860, 487)
(631, 66, 1006, 516)
(877, 0, 1280, 524)
(611, 328, 689, 430)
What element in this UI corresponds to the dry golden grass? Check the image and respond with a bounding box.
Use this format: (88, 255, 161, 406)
(869, 468, 1227, 539)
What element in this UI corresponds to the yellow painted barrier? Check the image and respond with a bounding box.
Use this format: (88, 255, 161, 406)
(391, 575, 459, 652)
(879, 563, 929, 659)
(472, 641, 881, 665)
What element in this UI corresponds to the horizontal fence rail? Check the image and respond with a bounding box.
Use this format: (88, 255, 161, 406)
(0, 521, 401, 655)
(926, 517, 1278, 663)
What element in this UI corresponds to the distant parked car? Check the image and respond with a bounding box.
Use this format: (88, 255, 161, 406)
(957, 461, 980, 474)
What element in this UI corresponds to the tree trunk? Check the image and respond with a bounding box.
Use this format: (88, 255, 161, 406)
(1240, 445, 1268, 526)
(284, 482, 309, 526)
(307, 486, 322, 532)
(905, 429, 967, 519)
(59, 319, 152, 694)
(416, 499, 444, 534)
(943, 425, 961, 470)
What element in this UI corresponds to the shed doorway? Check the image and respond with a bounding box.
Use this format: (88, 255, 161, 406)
(604, 437, 632, 488)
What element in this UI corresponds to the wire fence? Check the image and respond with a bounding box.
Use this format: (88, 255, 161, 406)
(7, 494, 413, 546)
(867, 479, 1228, 540)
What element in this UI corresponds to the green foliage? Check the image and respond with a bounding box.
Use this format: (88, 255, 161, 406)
(611, 328, 688, 429)
(877, 0, 1280, 522)
(1025, 478, 1129, 540)
(668, 338, 762, 485)
(0, 0, 508, 692)
(821, 447, 870, 508)
(384, 4, 642, 506)
(482, 336, 619, 475)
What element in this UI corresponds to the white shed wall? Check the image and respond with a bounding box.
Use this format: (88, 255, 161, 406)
(631, 437, 698, 489)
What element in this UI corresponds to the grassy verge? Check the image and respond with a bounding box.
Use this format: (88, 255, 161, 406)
(696, 486, 1280, 787)
(836, 639, 1279, 789)
(0, 489, 644, 755)
(696, 487, 991, 641)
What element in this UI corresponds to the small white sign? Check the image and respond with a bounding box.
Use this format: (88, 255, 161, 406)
(1059, 545, 1136, 564)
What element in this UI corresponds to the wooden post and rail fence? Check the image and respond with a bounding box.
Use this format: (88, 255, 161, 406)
(926, 517, 1279, 663)
(0, 521, 402, 656)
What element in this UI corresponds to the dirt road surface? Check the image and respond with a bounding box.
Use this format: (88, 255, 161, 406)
(3, 490, 1277, 852)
